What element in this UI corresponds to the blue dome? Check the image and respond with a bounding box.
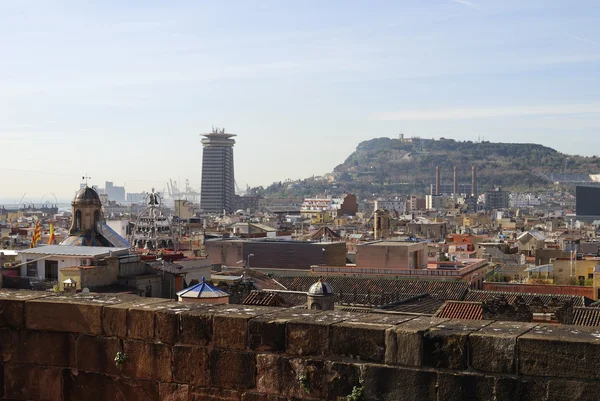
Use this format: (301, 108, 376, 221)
(176, 277, 230, 299)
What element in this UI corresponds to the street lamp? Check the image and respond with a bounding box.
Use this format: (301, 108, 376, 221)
(247, 253, 255, 269)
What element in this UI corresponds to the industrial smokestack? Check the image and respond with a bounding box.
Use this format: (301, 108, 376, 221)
(471, 165, 477, 199)
(453, 166, 457, 195)
(435, 166, 440, 196)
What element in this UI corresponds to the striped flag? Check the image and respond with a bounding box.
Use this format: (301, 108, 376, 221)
(48, 222, 56, 245)
(30, 219, 41, 248)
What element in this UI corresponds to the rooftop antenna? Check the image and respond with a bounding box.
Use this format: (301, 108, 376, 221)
(82, 174, 91, 186)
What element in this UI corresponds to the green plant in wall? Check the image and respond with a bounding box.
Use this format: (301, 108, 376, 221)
(114, 352, 129, 368)
(298, 374, 310, 393)
(346, 383, 364, 401)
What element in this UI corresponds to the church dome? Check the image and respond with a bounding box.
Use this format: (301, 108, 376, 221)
(308, 280, 333, 296)
(73, 187, 102, 205)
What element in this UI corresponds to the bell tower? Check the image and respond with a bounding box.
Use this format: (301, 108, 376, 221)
(69, 186, 102, 236)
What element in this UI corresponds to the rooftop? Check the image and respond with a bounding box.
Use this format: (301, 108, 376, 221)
(362, 240, 422, 246)
(17, 245, 129, 258)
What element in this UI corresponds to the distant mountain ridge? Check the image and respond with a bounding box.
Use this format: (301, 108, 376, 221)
(250, 137, 600, 199)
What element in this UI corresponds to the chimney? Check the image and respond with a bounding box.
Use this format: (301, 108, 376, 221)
(435, 166, 440, 196)
(453, 166, 457, 195)
(471, 165, 477, 199)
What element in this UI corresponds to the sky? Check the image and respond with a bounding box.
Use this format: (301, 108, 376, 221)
(1, 0, 600, 202)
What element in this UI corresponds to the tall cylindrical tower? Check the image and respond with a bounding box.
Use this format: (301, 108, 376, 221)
(200, 128, 236, 214)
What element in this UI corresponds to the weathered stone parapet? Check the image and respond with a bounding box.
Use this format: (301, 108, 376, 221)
(0, 289, 598, 400)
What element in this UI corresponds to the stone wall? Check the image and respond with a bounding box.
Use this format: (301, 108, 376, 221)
(0, 289, 599, 400)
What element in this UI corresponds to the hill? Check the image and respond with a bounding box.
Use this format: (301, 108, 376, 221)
(249, 137, 600, 199)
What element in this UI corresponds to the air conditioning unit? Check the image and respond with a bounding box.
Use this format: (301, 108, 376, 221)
(81, 259, 91, 266)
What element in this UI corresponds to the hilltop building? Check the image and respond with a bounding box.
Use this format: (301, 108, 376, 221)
(200, 128, 236, 214)
(300, 194, 358, 221)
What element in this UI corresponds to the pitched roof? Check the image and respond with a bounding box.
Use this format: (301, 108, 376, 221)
(242, 290, 306, 307)
(572, 307, 600, 327)
(435, 301, 483, 320)
(274, 276, 470, 303)
(464, 290, 590, 308)
(309, 226, 341, 241)
(378, 294, 445, 315)
(18, 245, 129, 257)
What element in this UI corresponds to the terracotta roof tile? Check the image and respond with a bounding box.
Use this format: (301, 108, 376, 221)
(435, 301, 482, 320)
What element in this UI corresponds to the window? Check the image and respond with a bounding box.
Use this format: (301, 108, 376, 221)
(45, 260, 58, 280)
(75, 210, 82, 230)
(26, 259, 37, 277)
(589, 273, 594, 280)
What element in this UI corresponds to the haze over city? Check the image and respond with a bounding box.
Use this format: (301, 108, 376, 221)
(2, 0, 600, 200)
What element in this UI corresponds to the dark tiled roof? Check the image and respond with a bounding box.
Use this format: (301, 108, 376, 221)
(242, 290, 306, 307)
(464, 290, 590, 308)
(242, 291, 283, 307)
(379, 294, 445, 315)
(572, 307, 600, 327)
(435, 301, 483, 320)
(274, 277, 470, 302)
(223, 269, 287, 291)
(338, 307, 373, 314)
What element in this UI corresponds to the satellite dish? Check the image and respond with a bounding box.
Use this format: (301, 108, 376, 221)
(82, 288, 90, 294)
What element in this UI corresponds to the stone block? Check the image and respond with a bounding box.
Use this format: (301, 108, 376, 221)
(76, 335, 122, 376)
(344, 312, 414, 326)
(127, 299, 173, 340)
(189, 387, 241, 401)
(123, 340, 172, 382)
(154, 302, 203, 344)
(179, 305, 221, 346)
(436, 372, 495, 401)
(518, 324, 600, 379)
(331, 321, 394, 362)
(242, 393, 287, 401)
(469, 321, 536, 373)
(287, 311, 354, 356)
(26, 294, 122, 335)
(423, 319, 492, 369)
(213, 305, 273, 350)
(255, 353, 353, 400)
(493, 377, 548, 401)
(102, 298, 170, 339)
(172, 345, 209, 386)
(0, 290, 50, 328)
(4, 365, 62, 401)
(384, 316, 448, 366)
(362, 364, 437, 401)
(159, 383, 189, 401)
(547, 379, 600, 401)
(63, 370, 158, 401)
(0, 328, 18, 363)
(16, 330, 75, 368)
(210, 349, 256, 390)
(248, 309, 320, 353)
(324, 361, 362, 401)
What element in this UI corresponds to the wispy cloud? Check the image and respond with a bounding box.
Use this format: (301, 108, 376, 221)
(451, 0, 480, 11)
(567, 34, 600, 46)
(372, 104, 600, 121)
